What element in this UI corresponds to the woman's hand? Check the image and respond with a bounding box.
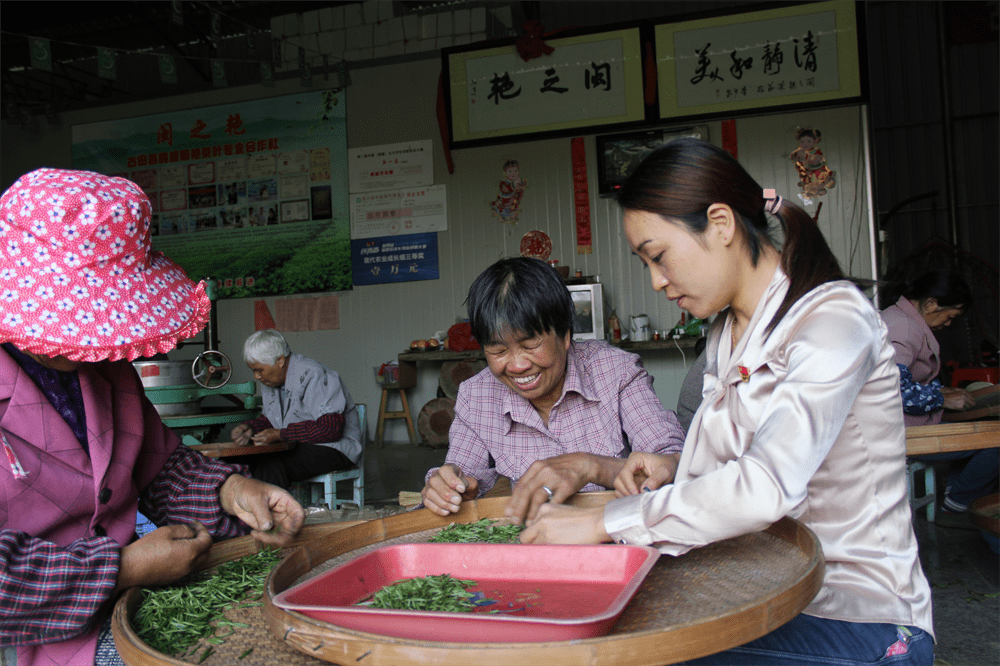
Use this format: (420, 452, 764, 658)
(519, 504, 609, 545)
(941, 387, 976, 411)
(229, 424, 253, 447)
(614, 452, 680, 497)
(219, 475, 305, 547)
(420, 464, 479, 516)
(504, 453, 604, 524)
(250, 428, 281, 445)
(115, 522, 213, 593)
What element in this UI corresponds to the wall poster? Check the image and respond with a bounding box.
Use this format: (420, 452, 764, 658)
(70, 89, 350, 299)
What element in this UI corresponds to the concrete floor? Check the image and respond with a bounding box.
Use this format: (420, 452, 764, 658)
(911, 513, 1000, 666)
(363, 440, 448, 502)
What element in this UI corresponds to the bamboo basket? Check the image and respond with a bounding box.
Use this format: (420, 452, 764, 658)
(112, 494, 823, 665)
(112, 522, 364, 666)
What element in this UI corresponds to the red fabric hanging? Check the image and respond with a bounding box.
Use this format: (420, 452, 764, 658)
(254, 300, 276, 331)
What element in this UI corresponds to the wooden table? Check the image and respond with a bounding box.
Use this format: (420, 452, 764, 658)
(189, 441, 295, 458)
(905, 421, 1000, 456)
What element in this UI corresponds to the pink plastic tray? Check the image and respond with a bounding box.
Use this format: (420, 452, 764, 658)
(272, 542, 659, 643)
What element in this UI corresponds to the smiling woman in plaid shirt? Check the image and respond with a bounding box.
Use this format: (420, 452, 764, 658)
(421, 257, 685, 524)
(0, 168, 305, 666)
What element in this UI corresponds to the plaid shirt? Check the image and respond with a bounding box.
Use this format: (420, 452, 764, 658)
(429, 340, 685, 495)
(0, 445, 248, 647)
(244, 412, 345, 444)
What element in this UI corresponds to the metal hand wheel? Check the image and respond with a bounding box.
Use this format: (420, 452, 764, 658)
(191, 350, 232, 388)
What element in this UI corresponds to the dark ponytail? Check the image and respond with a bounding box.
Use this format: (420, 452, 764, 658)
(765, 197, 844, 330)
(883, 269, 973, 312)
(616, 138, 843, 332)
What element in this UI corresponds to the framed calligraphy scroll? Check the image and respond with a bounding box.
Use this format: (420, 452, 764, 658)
(655, 0, 865, 122)
(443, 27, 648, 149)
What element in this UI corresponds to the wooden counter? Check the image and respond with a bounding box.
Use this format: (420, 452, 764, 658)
(397, 337, 703, 366)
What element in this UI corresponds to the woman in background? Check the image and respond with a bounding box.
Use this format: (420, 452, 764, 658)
(519, 139, 934, 666)
(880, 270, 975, 423)
(881, 269, 997, 524)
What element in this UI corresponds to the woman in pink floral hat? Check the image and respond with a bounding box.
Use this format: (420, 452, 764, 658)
(0, 168, 305, 666)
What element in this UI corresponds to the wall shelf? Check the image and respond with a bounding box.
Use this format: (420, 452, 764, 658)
(397, 337, 703, 366)
(612, 338, 701, 352)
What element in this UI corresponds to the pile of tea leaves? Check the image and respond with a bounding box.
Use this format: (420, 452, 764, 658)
(132, 548, 283, 659)
(429, 518, 524, 544)
(362, 574, 479, 612)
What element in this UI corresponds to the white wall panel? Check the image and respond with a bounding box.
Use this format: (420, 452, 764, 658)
(0, 54, 873, 449)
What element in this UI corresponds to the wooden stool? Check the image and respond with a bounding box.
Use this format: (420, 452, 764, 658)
(375, 385, 417, 447)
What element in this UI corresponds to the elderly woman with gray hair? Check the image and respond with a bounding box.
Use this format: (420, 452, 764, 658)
(229, 329, 362, 490)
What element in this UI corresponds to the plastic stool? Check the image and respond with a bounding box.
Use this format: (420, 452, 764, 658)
(950, 366, 999, 387)
(298, 404, 367, 510)
(906, 459, 936, 521)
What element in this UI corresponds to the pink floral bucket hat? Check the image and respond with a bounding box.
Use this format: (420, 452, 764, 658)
(0, 168, 211, 362)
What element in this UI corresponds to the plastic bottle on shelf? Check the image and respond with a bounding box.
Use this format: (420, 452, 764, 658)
(608, 310, 621, 343)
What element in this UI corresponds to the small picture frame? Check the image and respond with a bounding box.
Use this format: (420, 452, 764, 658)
(568, 283, 604, 342)
(595, 125, 709, 196)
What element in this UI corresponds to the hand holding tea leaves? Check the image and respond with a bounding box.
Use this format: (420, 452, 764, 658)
(219, 474, 304, 547)
(116, 521, 213, 593)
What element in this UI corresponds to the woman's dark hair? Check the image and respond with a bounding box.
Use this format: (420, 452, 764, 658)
(887, 269, 972, 311)
(616, 138, 843, 332)
(466, 257, 573, 347)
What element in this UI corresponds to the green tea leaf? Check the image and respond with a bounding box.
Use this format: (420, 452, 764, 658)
(365, 574, 479, 613)
(133, 548, 283, 657)
(430, 519, 524, 544)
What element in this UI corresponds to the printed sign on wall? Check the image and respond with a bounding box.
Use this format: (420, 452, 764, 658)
(71, 89, 350, 298)
(348, 140, 434, 193)
(350, 184, 448, 239)
(351, 232, 439, 286)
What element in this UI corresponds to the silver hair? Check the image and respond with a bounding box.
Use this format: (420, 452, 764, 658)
(243, 329, 291, 365)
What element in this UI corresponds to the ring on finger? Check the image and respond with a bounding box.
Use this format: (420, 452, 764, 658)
(542, 486, 554, 501)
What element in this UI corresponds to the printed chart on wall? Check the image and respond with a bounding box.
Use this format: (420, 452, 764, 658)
(348, 140, 444, 286)
(70, 90, 350, 298)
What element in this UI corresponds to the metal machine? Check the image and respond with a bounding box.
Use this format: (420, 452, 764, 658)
(133, 280, 257, 442)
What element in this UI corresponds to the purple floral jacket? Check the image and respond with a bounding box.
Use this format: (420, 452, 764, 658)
(0, 347, 248, 665)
